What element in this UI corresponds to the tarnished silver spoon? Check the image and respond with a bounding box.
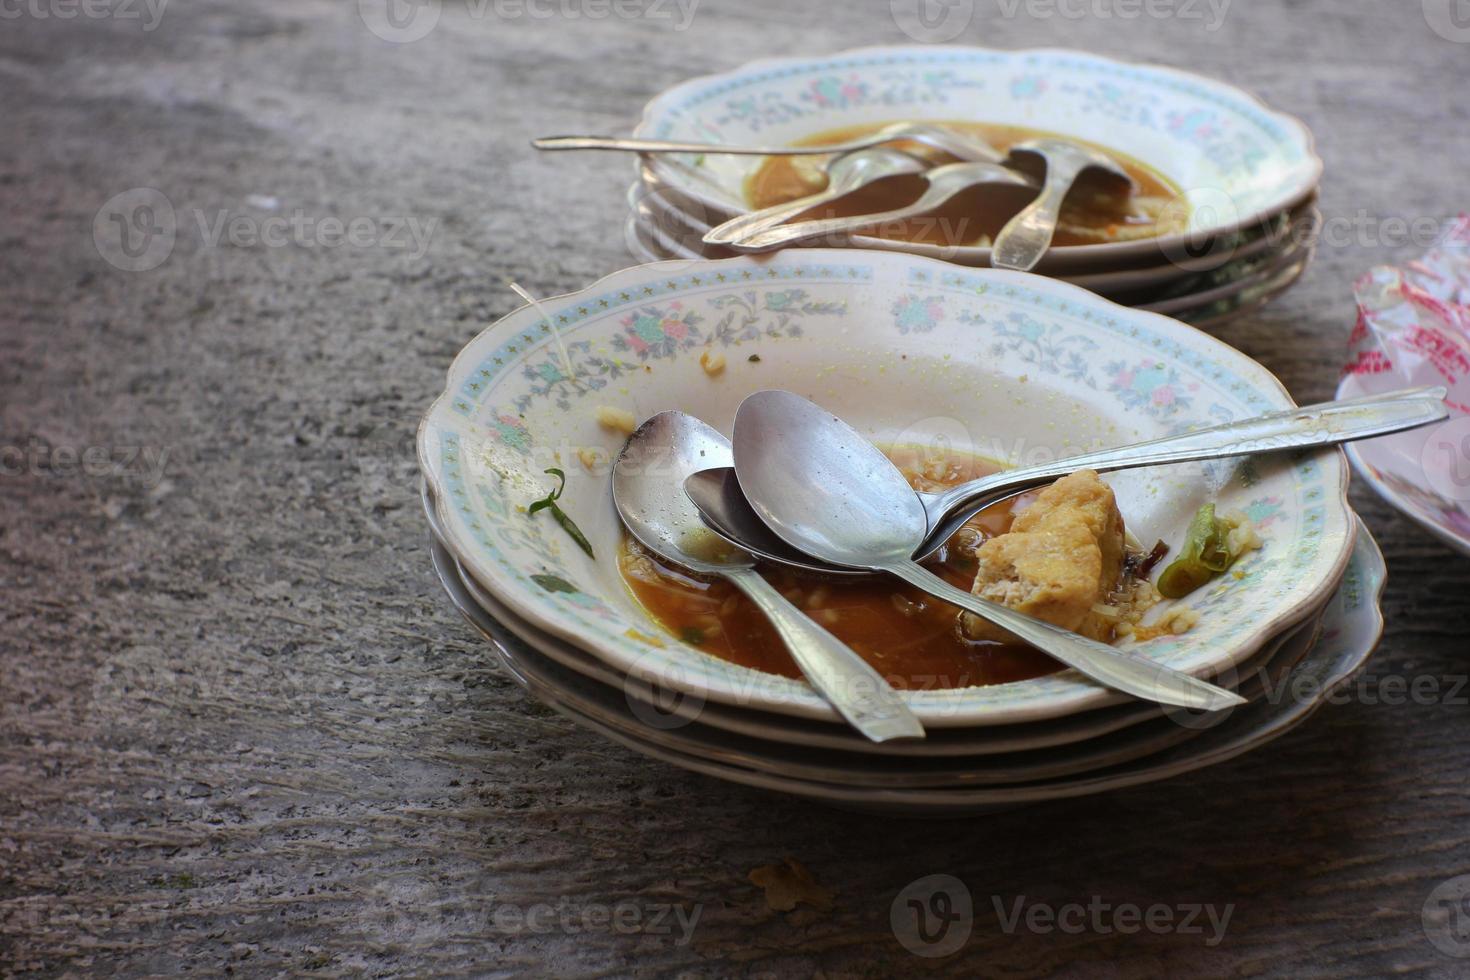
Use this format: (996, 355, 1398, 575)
(703, 148, 928, 247)
(612, 411, 923, 742)
(725, 390, 1244, 711)
(728, 160, 1036, 251)
(990, 138, 1135, 271)
(532, 121, 1001, 162)
(686, 387, 1450, 577)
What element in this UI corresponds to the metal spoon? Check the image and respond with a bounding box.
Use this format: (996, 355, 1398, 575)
(702, 148, 929, 247)
(727, 161, 1036, 251)
(612, 411, 924, 742)
(990, 138, 1135, 271)
(532, 121, 1002, 162)
(687, 387, 1450, 577)
(727, 390, 1244, 711)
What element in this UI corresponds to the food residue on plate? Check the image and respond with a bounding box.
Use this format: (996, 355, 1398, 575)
(617, 447, 1259, 690)
(595, 405, 637, 435)
(699, 350, 726, 376)
(745, 120, 1187, 248)
(959, 469, 1159, 645)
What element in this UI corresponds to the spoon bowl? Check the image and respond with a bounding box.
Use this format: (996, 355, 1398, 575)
(703, 148, 928, 247)
(612, 412, 750, 575)
(731, 390, 1245, 712)
(991, 138, 1135, 271)
(692, 387, 1447, 575)
(729, 161, 1035, 252)
(612, 411, 924, 741)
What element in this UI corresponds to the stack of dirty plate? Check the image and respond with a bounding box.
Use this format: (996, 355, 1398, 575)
(417, 249, 1381, 817)
(617, 45, 1323, 332)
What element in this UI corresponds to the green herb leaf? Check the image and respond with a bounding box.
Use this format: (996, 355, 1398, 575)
(528, 468, 594, 559)
(680, 626, 706, 646)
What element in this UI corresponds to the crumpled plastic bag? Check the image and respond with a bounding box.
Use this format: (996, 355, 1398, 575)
(1345, 214, 1470, 414)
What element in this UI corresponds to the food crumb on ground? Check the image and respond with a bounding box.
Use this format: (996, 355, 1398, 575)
(749, 858, 835, 913)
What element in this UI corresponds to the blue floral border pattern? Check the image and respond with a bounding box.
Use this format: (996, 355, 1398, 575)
(432, 260, 1344, 703)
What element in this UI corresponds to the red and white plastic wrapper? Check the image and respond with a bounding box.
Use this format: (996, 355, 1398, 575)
(1345, 214, 1470, 414)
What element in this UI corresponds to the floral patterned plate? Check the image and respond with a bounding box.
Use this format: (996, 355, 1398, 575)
(454, 522, 1381, 816)
(417, 250, 1353, 726)
(633, 46, 1321, 273)
(430, 532, 1318, 788)
(1337, 373, 1470, 557)
(630, 166, 1318, 286)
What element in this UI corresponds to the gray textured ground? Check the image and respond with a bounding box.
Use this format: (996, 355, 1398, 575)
(4, 1, 1470, 976)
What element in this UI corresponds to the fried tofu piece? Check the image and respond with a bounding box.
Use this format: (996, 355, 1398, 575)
(960, 470, 1125, 644)
(1011, 468, 1126, 577)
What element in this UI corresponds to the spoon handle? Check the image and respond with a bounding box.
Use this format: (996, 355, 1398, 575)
(704, 186, 850, 246)
(922, 387, 1450, 553)
(730, 183, 955, 250)
(532, 133, 887, 157)
(879, 561, 1244, 711)
(989, 158, 1084, 271)
(721, 567, 925, 742)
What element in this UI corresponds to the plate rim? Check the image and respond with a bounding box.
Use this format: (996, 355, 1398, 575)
(632, 44, 1324, 266)
(1336, 376, 1470, 557)
(418, 249, 1356, 726)
(453, 520, 1383, 811)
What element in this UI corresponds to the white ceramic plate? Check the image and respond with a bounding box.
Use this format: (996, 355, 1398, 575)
(431, 534, 1318, 788)
(632, 46, 1321, 272)
(626, 180, 1319, 321)
(418, 250, 1353, 727)
(424, 477, 1327, 759)
(629, 170, 1318, 288)
(457, 522, 1383, 816)
(1337, 373, 1470, 556)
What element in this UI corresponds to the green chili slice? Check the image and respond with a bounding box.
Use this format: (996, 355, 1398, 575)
(528, 467, 595, 559)
(1156, 504, 1237, 599)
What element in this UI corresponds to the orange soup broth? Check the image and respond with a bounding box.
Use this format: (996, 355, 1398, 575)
(617, 447, 1061, 691)
(744, 120, 1183, 248)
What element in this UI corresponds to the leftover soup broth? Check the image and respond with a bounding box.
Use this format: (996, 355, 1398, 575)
(744, 121, 1185, 247)
(617, 447, 1062, 690)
